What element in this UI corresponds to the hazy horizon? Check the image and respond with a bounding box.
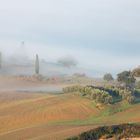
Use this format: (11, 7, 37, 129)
(0, 0, 140, 76)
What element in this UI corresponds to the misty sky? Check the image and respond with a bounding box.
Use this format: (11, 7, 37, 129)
(0, 0, 140, 75)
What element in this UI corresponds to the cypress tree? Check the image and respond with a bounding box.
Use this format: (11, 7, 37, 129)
(0, 52, 2, 69)
(35, 54, 39, 75)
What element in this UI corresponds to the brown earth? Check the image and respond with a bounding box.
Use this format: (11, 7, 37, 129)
(0, 92, 98, 140)
(0, 76, 99, 139)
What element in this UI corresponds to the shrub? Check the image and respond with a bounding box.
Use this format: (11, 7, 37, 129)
(132, 67, 140, 77)
(66, 123, 140, 140)
(126, 95, 136, 104)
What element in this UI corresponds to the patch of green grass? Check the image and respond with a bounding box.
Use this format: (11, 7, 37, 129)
(101, 101, 131, 116)
(49, 101, 139, 126)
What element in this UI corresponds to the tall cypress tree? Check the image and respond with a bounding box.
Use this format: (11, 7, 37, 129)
(0, 52, 2, 69)
(35, 54, 39, 75)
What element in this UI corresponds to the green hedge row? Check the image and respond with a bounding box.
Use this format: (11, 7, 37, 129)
(63, 85, 137, 104)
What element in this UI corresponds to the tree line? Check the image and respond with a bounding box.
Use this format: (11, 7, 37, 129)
(63, 66, 140, 105)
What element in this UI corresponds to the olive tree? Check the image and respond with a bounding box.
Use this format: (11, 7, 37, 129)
(132, 67, 140, 77)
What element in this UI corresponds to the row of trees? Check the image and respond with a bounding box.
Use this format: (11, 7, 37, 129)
(103, 66, 140, 90)
(63, 85, 138, 104)
(90, 86, 136, 104)
(63, 85, 113, 104)
(102, 69, 139, 104)
(103, 71, 135, 87)
(104, 68, 140, 103)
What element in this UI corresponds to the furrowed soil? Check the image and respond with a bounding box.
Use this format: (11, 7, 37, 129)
(0, 75, 98, 140)
(0, 92, 99, 140)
